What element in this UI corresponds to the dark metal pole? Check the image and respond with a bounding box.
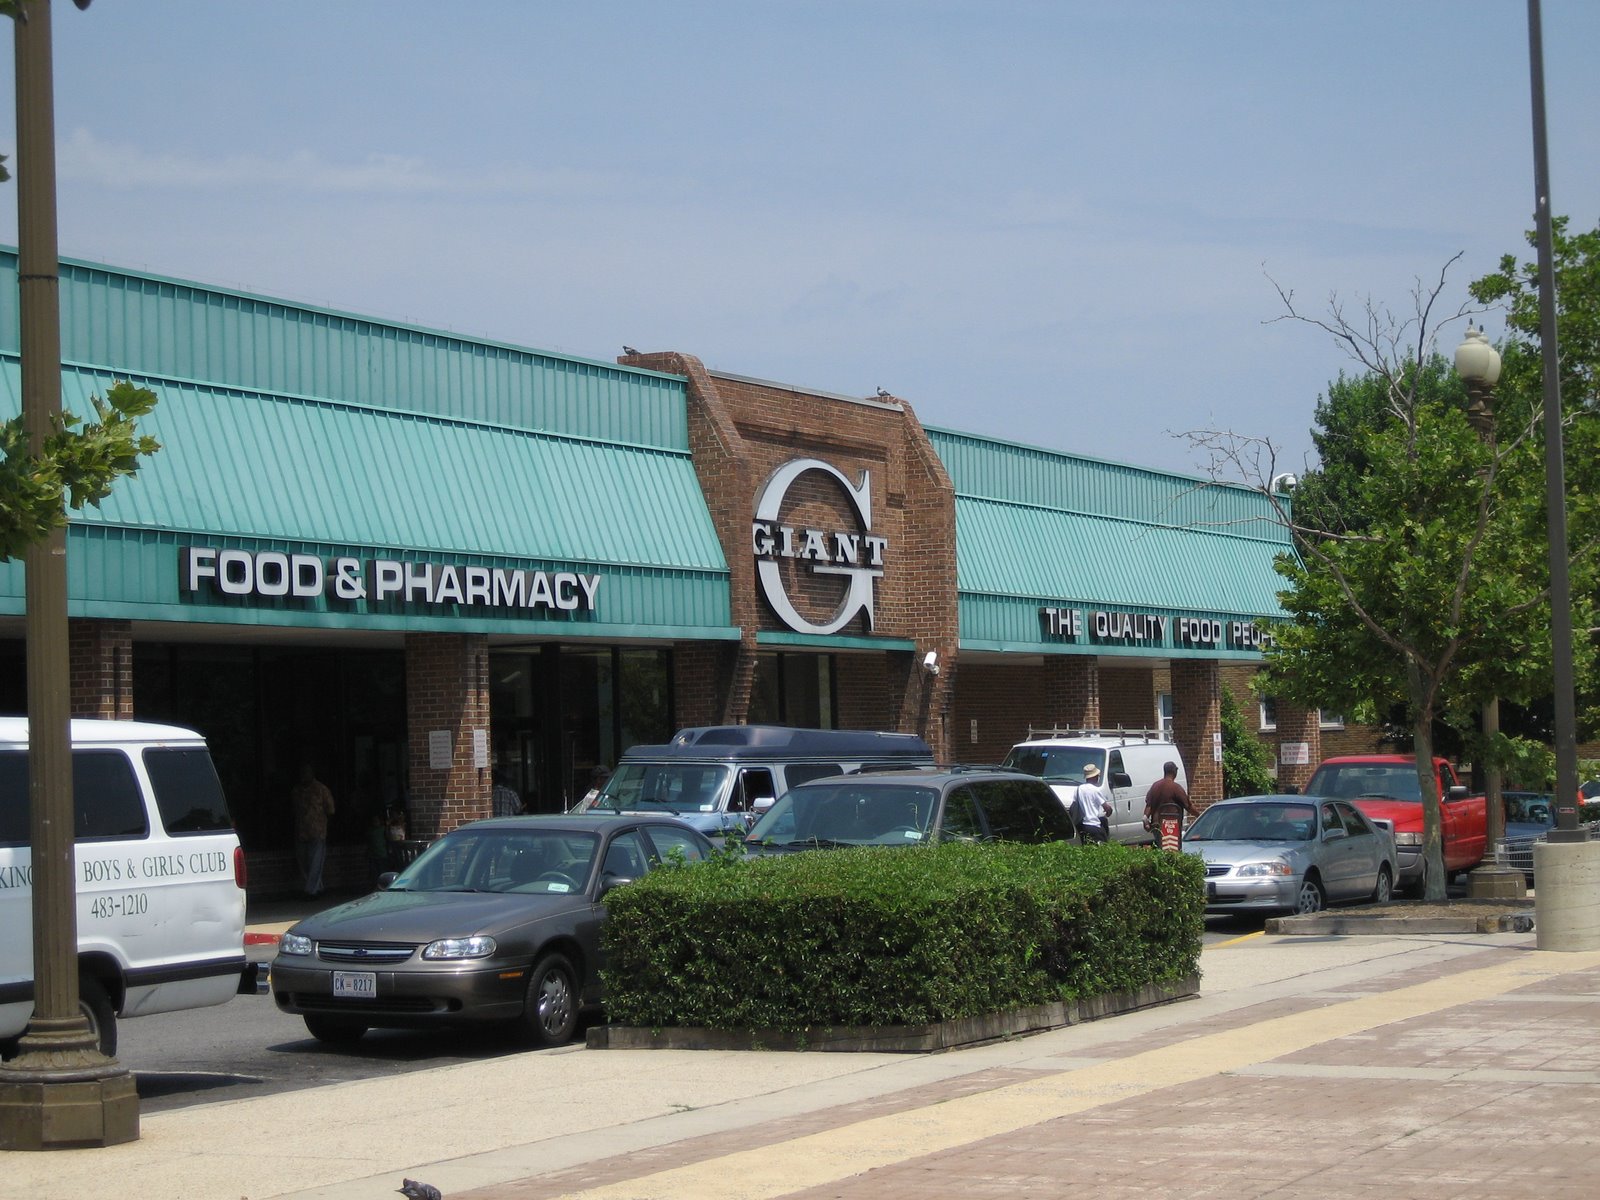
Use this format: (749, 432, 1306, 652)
(0, 0, 138, 1151)
(1526, 0, 1581, 838)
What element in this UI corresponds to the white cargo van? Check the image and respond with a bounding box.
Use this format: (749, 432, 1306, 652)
(0, 718, 249, 1059)
(1003, 727, 1189, 844)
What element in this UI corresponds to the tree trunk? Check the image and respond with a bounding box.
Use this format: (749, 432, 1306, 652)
(1407, 662, 1446, 901)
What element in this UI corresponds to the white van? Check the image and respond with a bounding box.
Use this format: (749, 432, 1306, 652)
(1002, 727, 1189, 844)
(0, 718, 250, 1059)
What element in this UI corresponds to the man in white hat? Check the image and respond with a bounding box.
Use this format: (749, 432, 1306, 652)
(1073, 763, 1113, 843)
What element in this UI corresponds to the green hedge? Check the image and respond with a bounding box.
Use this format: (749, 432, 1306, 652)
(601, 841, 1204, 1034)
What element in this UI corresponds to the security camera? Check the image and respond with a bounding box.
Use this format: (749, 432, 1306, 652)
(922, 650, 939, 675)
(1269, 472, 1299, 494)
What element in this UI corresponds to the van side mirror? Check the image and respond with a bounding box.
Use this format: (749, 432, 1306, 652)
(1110, 772, 1132, 790)
(752, 796, 775, 813)
(1447, 784, 1468, 800)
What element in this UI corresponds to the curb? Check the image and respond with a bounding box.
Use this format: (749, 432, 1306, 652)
(588, 973, 1200, 1053)
(1267, 908, 1536, 936)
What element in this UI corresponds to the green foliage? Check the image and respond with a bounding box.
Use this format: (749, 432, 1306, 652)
(0, 380, 162, 561)
(601, 842, 1203, 1034)
(1220, 687, 1275, 797)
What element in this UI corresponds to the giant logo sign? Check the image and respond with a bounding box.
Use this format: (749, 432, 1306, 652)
(751, 459, 887, 636)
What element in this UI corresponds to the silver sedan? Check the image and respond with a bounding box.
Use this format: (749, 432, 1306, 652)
(1183, 795, 1396, 915)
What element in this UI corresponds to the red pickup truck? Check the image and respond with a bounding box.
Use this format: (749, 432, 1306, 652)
(1303, 755, 1488, 894)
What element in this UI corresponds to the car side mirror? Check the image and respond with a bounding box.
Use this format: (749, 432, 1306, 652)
(599, 872, 634, 896)
(1280, 784, 1299, 794)
(378, 871, 398, 890)
(1322, 827, 1347, 841)
(752, 795, 775, 813)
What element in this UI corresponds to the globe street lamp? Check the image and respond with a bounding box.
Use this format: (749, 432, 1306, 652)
(1453, 326, 1523, 899)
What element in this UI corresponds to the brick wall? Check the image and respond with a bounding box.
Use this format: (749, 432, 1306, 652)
(68, 618, 133, 719)
(1273, 701, 1321, 792)
(1172, 659, 1222, 804)
(404, 632, 490, 839)
(1100, 666, 1157, 731)
(622, 353, 959, 759)
(946, 663, 1046, 765)
(1042, 656, 1100, 729)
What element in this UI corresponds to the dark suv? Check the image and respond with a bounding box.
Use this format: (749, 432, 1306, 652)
(743, 767, 1074, 853)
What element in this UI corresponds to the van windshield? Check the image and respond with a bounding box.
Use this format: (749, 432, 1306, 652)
(1002, 747, 1104, 784)
(592, 762, 732, 815)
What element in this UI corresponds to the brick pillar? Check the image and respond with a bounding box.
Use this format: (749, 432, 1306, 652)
(404, 632, 490, 839)
(69, 619, 133, 719)
(1273, 702, 1322, 793)
(1172, 659, 1222, 804)
(1042, 655, 1100, 730)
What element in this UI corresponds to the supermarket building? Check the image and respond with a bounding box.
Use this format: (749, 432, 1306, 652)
(0, 250, 1330, 893)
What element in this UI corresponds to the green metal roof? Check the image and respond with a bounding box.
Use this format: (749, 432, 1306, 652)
(927, 427, 1292, 656)
(0, 355, 733, 637)
(0, 248, 687, 447)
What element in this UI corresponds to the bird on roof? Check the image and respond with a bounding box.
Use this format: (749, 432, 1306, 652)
(397, 1180, 443, 1200)
(622, 345, 640, 355)
(875, 386, 891, 398)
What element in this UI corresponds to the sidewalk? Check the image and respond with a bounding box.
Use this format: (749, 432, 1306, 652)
(6, 920, 1596, 1200)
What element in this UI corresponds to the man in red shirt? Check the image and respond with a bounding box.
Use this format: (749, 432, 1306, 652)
(1143, 761, 1198, 851)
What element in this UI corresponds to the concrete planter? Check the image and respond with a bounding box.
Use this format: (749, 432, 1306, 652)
(587, 973, 1199, 1053)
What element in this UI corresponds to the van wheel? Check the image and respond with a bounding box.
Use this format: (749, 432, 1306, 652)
(304, 1014, 368, 1045)
(79, 974, 117, 1059)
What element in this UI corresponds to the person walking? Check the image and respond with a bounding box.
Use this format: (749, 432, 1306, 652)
(1074, 763, 1112, 843)
(1143, 760, 1198, 851)
(290, 762, 336, 897)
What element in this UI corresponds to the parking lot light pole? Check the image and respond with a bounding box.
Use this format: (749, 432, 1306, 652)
(0, 0, 139, 1149)
(1454, 329, 1524, 899)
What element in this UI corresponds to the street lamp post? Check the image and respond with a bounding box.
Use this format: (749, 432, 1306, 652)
(1453, 327, 1524, 900)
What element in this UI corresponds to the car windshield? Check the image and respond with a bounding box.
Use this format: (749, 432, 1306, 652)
(1304, 764, 1422, 802)
(389, 828, 599, 895)
(746, 782, 939, 847)
(591, 763, 732, 815)
(1187, 802, 1316, 842)
(1001, 747, 1102, 784)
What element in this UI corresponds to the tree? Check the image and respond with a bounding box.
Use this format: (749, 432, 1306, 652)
(0, 380, 163, 561)
(1219, 687, 1275, 798)
(1187, 252, 1600, 899)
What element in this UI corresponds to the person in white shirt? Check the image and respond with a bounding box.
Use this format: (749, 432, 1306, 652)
(1074, 763, 1112, 843)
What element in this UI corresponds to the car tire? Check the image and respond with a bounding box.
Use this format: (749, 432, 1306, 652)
(304, 1014, 368, 1045)
(1370, 865, 1394, 905)
(1293, 876, 1326, 915)
(79, 973, 117, 1059)
(520, 952, 579, 1047)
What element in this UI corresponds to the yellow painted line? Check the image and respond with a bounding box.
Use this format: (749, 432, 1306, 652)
(552, 948, 1600, 1200)
(1207, 929, 1266, 949)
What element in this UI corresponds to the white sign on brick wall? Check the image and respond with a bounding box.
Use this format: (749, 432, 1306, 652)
(1280, 742, 1310, 766)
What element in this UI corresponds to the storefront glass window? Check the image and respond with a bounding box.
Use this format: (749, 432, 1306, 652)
(490, 650, 547, 813)
(559, 647, 616, 809)
(750, 653, 835, 728)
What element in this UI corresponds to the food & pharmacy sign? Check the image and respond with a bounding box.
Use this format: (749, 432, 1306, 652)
(180, 548, 600, 614)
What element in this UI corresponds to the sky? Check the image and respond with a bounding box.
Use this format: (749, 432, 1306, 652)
(3, 0, 1599, 480)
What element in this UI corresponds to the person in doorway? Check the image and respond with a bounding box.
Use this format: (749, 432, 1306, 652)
(290, 762, 336, 898)
(491, 768, 521, 818)
(1074, 763, 1112, 843)
(1143, 760, 1198, 850)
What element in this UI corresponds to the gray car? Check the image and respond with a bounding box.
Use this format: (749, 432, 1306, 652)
(1182, 795, 1396, 915)
(743, 767, 1075, 853)
(270, 815, 713, 1047)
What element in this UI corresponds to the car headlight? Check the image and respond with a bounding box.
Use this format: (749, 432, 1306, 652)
(422, 936, 498, 960)
(1235, 861, 1294, 877)
(279, 932, 313, 956)
(1394, 832, 1423, 847)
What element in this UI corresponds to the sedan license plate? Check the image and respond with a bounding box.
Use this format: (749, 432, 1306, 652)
(332, 971, 376, 999)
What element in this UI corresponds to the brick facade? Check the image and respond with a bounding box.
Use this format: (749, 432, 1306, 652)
(1172, 659, 1222, 804)
(403, 631, 490, 839)
(68, 618, 133, 719)
(623, 353, 960, 760)
(1042, 656, 1101, 730)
